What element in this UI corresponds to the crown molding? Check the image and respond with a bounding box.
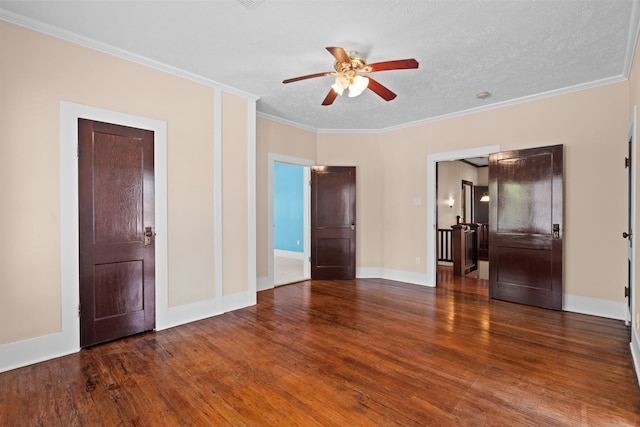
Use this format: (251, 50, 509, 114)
(0, 9, 260, 101)
(2, 7, 630, 134)
(623, 0, 640, 78)
(260, 74, 627, 135)
(256, 112, 319, 133)
(311, 75, 628, 134)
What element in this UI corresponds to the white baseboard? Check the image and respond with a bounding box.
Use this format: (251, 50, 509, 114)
(0, 290, 257, 374)
(356, 266, 382, 278)
(0, 331, 79, 374)
(2, 272, 627, 374)
(563, 294, 627, 320)
(631, 326, 640, 387)
(223, 289, 256, 313)
(357, 267, 434, 287)
(156, 298, 223, 331)
(274, 249, 304, 259)
(256, 276, 272, 291)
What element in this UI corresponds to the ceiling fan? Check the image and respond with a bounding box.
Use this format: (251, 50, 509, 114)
(282, 47, 419, 106)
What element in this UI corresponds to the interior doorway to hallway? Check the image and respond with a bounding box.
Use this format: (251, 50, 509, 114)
(427, 145, 500, 287)
(268, 153, 314, 287)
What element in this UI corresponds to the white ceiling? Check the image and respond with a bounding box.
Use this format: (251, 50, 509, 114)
(1, 0, 638, 131)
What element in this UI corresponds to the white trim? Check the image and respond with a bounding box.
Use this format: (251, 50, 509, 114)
(360, 265, 629, 321)
(623, 0, 640, 78)
(356, 267, 383, 278)
(357, 267, 431, 287)
(247, 99, 258, 304)
(267, 153, 315, 290)
(160, 298, 223, 331)
(1, 8, 630, 135)
(256, 276, 271, 292)
(628, 106, 637, 329)
(630, 106, 639, 378)
(631, 326, 640, 387)
(0, 9, 259, 102)
(223, 290, 256, 313)
(426, 146, 501, 286)
(316, 77, 627, 134)
(213, 89, 224, 312)
(303, 166, 311, 279)
(257, 112, 318, 133)
(0, 101, 169, 373)
(563, 294, 627, 321)
(378, 269, 431, 287)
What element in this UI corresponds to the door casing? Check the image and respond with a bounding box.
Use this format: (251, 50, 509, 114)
(628, 106, 637, 330)
(60, 101, 168, 350)
(267, 153, 314, 289)
(427, 146, 501, 286)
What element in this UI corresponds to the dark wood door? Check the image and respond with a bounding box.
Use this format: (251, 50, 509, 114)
(489, 145, 563, 310)
(311, 166, 356, 279)
(78, 119, 155, 347)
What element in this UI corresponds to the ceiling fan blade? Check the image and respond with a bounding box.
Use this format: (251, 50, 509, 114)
(326, 47, 351, 64)
(367, 77, 397, 102)
(366, 58, 419, 72)
(283, 71, 333, 84)
(321, 88, 339, 106)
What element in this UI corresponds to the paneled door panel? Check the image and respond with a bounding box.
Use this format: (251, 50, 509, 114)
(78, 119, 155, 347)
(311, 166, 356, 279)
(489, 145, 563, 310)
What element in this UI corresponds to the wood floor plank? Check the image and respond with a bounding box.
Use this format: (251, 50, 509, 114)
(1, 275, 639, 426)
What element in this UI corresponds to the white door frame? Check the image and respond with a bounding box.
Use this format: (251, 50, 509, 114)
(267, 153, 315, 288)
(426, 145, 500, 286)
(61, 102, 169, 340)
(628, 106, 637, 328)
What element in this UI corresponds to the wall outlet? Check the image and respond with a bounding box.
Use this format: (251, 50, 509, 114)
(415, 257, 421, 265)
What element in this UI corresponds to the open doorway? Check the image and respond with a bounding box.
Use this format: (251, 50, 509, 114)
(273, 162, 306, 285)
(426, 145, 500, 287)
(436, 158, 489, 283)
(268, 153, 314, 287)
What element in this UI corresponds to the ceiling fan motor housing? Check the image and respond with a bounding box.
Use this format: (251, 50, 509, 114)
(334, 50, 369, 75)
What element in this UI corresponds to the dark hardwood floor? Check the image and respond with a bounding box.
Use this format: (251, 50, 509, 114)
(1, 271, 639, 426)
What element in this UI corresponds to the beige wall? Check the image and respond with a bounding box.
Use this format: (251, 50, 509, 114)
(221, 92, 249, 295)
(317, 133, 384, 270)
(257, 82, 629, 304)
(255, 118, 317, 278)
(2, 14, 635, 352)
(305, 82, 628, 301)
(437, 161, 480, 230)
(0, 22, 252, 345)
(319, 83, 629, 302)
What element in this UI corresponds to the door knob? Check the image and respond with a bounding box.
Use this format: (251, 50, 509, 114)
(350, 221, 355, 231)
(623, 231, 631, 239)
(144, 227, 154, 245)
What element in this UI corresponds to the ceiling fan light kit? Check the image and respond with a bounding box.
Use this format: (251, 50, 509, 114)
(282, 46, 419, 106)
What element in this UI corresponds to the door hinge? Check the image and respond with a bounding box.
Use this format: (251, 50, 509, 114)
(77, 144, 80, 159)
(625, 157, 630, 168)
(78, 303, 81, 318)
(309, 256, 312, 262)
(309, 180, 312, 187)
(625, 286, 630, 298)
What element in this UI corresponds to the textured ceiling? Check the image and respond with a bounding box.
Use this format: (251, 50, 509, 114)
(1, 0, 638, 131)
